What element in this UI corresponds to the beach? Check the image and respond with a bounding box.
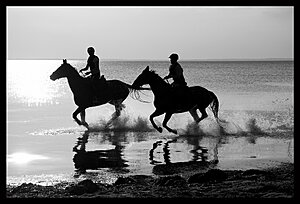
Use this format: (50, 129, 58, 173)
(6, 162, 294, 198)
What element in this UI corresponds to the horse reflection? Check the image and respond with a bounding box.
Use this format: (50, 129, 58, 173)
(73, 130, 128, 175)
(149, 135, 221, 165)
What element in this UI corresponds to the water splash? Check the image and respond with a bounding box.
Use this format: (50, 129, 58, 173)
(245, 118, 264, 135)
(88, 115, 154, 133)
(30, 116, 154, 136)
(179, 109, 293, 138)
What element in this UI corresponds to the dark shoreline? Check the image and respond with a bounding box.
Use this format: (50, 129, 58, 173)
(6, 162, 294, 199)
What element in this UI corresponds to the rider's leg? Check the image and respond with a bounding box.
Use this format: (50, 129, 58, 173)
(91, 74, 101, 102)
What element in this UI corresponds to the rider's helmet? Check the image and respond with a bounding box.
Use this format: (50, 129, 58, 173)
(87, 47, 95, 55)
(169, 53, 179, 61)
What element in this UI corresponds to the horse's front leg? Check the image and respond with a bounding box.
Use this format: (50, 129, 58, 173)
(80, 110, 89, 128)
(150, 109, 164, 133)
(73, 107, 88, 128)
(162, 112, 177, 134)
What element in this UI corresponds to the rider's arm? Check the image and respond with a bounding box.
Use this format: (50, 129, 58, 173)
(164, 74, 172, 80)
(164, 65, 173, 79)
(80, 58, 91, 72)
(80, 64, 89, 72)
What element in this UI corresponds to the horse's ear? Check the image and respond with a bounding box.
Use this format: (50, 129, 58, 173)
(145, 66, 149, 72)
(63, 59, 67, 64)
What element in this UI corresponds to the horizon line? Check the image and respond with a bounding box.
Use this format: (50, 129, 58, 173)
(7, 57, 294, 61)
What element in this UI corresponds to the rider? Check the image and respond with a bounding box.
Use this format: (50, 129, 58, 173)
(163, 53, 188, 109)
(79, 47, 101, 81)
(163, 53, 187, 88)
(79, 47, 105, 103)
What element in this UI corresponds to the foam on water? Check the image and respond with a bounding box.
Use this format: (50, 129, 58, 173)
(29, 115, 155, 136)
(89, 115, 155, 133)
(178, 108, 293, 138)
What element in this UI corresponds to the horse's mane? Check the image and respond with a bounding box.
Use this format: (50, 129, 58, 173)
(149, 70, 170, 87)
(149, 70, 160, 78)
(65, 63, 88, 79)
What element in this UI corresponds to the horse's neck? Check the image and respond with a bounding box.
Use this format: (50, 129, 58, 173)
(148, 75, 170, 96)
(67, 72, 85, 95)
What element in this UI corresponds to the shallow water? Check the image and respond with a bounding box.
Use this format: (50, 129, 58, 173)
(6, 60, 294, 186)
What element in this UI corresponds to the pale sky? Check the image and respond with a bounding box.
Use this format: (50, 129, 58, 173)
(7, 6, 294, 60)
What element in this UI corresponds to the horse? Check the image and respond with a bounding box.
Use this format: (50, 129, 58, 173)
(132, 66, 220, 134)
(50, 59, 145, 129)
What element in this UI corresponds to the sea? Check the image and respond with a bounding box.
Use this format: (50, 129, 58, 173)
(6, 59, 294, 186)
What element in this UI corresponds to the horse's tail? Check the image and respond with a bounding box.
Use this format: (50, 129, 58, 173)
(124, 83, 151, 91)
(210, 91, 220, 122)
(122, 82, 151, 103)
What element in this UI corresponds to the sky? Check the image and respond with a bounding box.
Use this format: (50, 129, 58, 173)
(7, 6, 294, 60)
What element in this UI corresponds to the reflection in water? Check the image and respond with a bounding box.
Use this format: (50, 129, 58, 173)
(149, 135, 222, 165)
(72, 130, 128, 176)
(73, 129, 224, 176)
(185, 135, 209, 162)
(71, 127, 287, 178)
(149, 140, 163, 165)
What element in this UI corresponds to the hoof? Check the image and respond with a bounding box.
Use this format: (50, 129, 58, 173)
(82, 122, 89, 129)
(157, 127, 163, 133)
(171, 130, 178, 135)
(104, 123, 112, 129)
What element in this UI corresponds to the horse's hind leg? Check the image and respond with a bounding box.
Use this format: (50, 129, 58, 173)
(189, 106, 200, 122)
(115, 100, 126, 117)
(162, 112, 177, 134)
(197, 108, 208, 123)
(106, 99, 125, 127)
(109, 99, 125, 117)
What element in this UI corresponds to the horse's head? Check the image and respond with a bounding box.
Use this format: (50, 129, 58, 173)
(50, 59, 75, 81)
(132, 66, 153, 88)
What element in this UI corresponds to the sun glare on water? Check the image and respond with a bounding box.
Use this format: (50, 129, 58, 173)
(7, 60, 63, 106)
(7, 152, 49, 164)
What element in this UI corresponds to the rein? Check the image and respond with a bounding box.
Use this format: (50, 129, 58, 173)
(79, 71, 91, 78)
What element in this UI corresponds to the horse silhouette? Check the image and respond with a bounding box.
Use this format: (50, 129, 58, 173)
(50, 59, 145, 128)
(132, 66, 220, 134)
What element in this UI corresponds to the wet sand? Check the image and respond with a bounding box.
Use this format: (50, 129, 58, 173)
(6, 161, 293, 198)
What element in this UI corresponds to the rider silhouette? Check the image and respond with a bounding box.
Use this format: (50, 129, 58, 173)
(79, 47, 105, 103)
(163, 53, 188, 109)
(163, 53, 187, 87)
(80, 47, 100, 81)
